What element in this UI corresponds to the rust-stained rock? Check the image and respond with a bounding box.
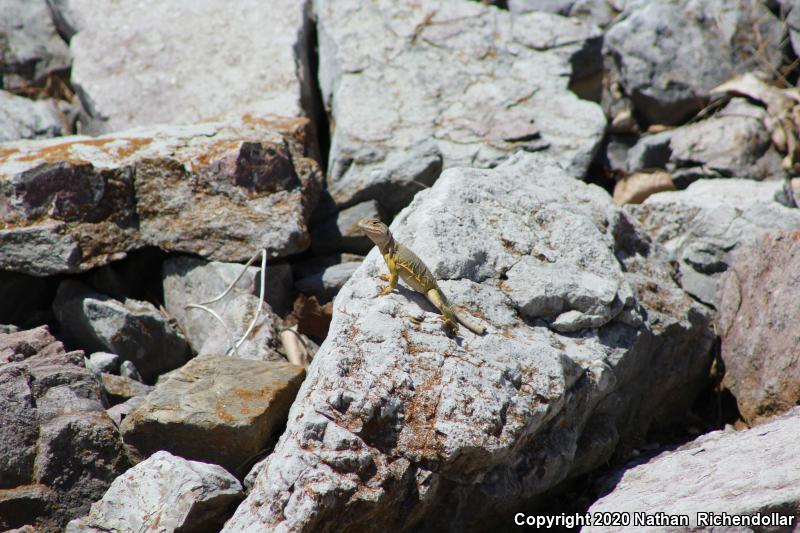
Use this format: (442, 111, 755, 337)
(120, 355, 305, 473)
(718, 231, 800, 424)
(0, 115, 323, 275)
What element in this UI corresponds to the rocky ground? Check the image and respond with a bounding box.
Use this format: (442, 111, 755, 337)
(1, 0, 799, 532)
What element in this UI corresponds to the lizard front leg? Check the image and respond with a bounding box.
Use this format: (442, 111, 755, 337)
(380, 253, 399, 295)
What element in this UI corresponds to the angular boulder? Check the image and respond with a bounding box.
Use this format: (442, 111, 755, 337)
(0, 115, 323, 275)
(221, 153, 713, 531)
(66, 451, 243, 533)
(0, 90, 66, 142)
(717, 231, 800, 424)
(120, 355, 305, 474)
(53, 280, 189, 383)
(162, 256, 284, 361)
(0, 0, 70, 90)
(315, 0, 606, 213)
(605, 0, 784, 126)
(668, 98, 783, 185)
(627, 179, 800, 306)
(586, 408, 800, 532)
(0, 326, 128, 531)
(63, 0, 316, 134)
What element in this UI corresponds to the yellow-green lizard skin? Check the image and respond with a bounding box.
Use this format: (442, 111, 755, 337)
(357, 218, 486, 335)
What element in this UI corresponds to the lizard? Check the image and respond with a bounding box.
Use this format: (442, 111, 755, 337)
(357, 217, 486, 335)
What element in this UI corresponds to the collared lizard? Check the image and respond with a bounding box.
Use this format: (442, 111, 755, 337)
(357, 217, 486, 335)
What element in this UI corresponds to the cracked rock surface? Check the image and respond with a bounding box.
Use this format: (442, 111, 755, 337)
(62, 0, 315, 134)
(222, 153, 713, 532)
(315, 0, 606, 213)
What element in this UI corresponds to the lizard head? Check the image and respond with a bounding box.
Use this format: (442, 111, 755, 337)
(357, 217, 392, 249)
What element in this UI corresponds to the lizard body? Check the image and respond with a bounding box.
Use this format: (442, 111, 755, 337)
(357, 218, 486, 335)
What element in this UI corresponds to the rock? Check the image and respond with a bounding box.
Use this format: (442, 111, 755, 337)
(0, 326, 128, 531)
(0, 324, 19, 334)
(717, 231, 800, 424)
(118, 360, 143, 382)
(106, 395, 145, 427)
(509, 0, 622, 27)
(311, 200, 383, 255)
(0, 90, 66, 142)
(53, 280, 189, 383)
(316, 0, 606, 213)
(120, 355, 305, 474)
(99, 373, 152, 405)
(162, 256, 284, 361)
(605, 0, 784, 126)
(294, 261, 362, 303)
(65, 0, 315, 134)
(65, 451, 243, 533)
(613, 170, 674, 205)
(625, 130, 672, 172)
(0, 115, 323, 276)
(221, 153, 713, 531)
(668, 98, 783, 185)
(84, 351, 118, 374)
(0, 0, 70, 91)
(626, 179, 800, 306)
(585, 407, 800, 532)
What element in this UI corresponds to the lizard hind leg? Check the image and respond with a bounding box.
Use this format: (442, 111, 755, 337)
(426, 288, 459, 332)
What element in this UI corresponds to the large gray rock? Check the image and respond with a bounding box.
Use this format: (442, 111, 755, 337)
(585, 407, 800, 532)
(64, 0, 315, 134)
(0, 0, 70, 90)
(0, 115, 323, 275)
(162, 256, 284, 361)
(53, 280, 189, 383)
(605, 0, 784, 126)
(221, 153, 713, 532)
(0, 90, 66, 142)
(509, 0, 624, 27)
(627, 179, 800, 306)
(0, 326, 128, 531)
(66, 451, 243, 533)
(668, 98, 783, 185)
(718, 231, 800, 424)
(120, 355, 305, 473)
(315, 0, 606, 214)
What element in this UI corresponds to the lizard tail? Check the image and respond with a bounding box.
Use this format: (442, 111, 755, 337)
(426, 289, 486, 335)
(454, 308, 486, 335)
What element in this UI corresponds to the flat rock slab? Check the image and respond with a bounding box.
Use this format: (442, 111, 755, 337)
(0, 115, 323, 275)
(315, 0, 606, 213)
(585, 408, 800, 532)
(605, 0, 784, 125)
(0, 326, 128, 531)
(120, 355, 305, 473)
(718, 231, 800, 424)
(221, 153, 713, 532)
(66, 450, 243, 533)
(64, 0, 314, 134)
(627, 179, 800, 306)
